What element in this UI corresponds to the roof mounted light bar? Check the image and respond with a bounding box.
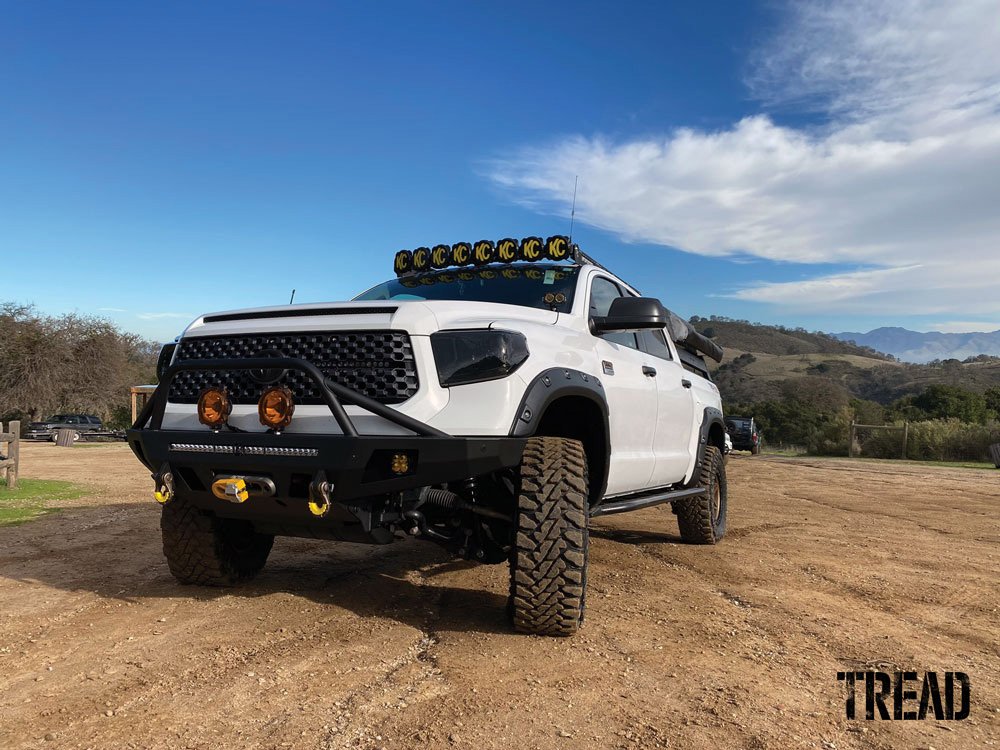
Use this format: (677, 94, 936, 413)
(394, 235, 572, 277)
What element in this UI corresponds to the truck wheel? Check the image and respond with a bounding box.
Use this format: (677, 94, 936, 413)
(509, 437, 589, 637)
(676, 445, 727, 544)
(160, 494, 274, 586)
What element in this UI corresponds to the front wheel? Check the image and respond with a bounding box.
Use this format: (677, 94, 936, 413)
(675, 445, 727, 544)
(509, 437, 589, 636)
(160, 493, 274, 586)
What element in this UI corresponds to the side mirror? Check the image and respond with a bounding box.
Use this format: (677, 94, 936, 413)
(591, 296, 668, 333)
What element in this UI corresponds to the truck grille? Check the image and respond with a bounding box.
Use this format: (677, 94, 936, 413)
(168, 331, 419, 405)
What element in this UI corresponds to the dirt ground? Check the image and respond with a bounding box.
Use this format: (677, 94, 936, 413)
(0, 443, 997, 750)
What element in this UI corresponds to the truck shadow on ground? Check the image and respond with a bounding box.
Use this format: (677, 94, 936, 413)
(0, 503, 513, 636)
(589, 524, 683, 545)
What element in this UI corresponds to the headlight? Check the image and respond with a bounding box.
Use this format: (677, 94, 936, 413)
(430, 330, 529, 387)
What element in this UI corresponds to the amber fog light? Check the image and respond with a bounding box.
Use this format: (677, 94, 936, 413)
(258, 386, 295, 429)
(197, 388, 231, 428)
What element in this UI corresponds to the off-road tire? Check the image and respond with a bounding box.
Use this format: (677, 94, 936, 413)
(676, 445, 727, 544)
(509, 437, 589, 637)
(160, 494, 274, 586)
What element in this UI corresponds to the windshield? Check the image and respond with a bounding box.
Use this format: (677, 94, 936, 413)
(354, 264, 579, 312)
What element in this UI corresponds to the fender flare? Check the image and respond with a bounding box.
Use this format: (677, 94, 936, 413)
(509, 367, 611, 500)
(685, 406, 726, 488)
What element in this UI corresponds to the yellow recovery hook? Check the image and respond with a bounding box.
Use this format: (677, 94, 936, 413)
(308, 473, 333, 518)
(153, 464, 175, 505)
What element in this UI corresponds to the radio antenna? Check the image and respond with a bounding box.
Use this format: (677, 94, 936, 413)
(568, 175, 578, 244)
(289, 289, 296, 304)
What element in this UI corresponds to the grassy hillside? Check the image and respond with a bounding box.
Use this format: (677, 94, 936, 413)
(692, 317, 1000, 405)
(690, 317, 892, 360)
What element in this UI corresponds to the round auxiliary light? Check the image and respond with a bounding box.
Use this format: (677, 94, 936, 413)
(393, 250, 413, 276)
(412, 246, 431, 273)
(430, 244, 451, 269)
(496, 237, 519, 263)
(520, 236, 544, 261)
(545, 235, 570, 260)
(258, 386, 295, 430)
(451, 242, 472, 266)
(198, 388, 232, 428)
(472, 239, 497, 265)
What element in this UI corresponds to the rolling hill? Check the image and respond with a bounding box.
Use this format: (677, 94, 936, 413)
(690, 317, 1000, 405)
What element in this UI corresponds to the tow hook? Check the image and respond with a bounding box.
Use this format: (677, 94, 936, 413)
(152, 464, 175, 505)
(308, 472, 333, 518)
(211, 475, 276, 503)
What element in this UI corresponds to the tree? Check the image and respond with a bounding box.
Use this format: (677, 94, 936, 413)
(0, 303, 159, 422)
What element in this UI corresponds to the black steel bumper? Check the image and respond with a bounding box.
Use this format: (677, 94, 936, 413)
(128, 356, 525, 523)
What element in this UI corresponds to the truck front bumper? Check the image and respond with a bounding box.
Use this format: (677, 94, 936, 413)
(128, 356, 525, 532)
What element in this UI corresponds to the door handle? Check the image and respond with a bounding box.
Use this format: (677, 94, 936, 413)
(681, 378, 692, 388)
(642, 366, 657, 377)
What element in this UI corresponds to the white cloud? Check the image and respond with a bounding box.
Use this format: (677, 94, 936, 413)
(137, 312, 192, 320)
(487, 0, 1000, 315)
(98, 307, 127, 313)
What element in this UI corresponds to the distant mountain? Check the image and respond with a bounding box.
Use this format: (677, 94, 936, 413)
(690, 316, 1000, 406)
(835, 327, 1000, 364)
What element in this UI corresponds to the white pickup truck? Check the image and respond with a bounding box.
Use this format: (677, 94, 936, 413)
(130, 236, 729, 636)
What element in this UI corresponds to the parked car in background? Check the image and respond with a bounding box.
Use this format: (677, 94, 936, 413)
(725, 416, 762, 454)
(26, 414, 104, 442)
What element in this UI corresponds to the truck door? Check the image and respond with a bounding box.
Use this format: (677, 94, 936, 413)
(587, 276, 658, 495)
(639, 329, 696, 487)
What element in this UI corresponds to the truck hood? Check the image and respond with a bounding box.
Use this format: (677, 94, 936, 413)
(181, 300, 559, 338)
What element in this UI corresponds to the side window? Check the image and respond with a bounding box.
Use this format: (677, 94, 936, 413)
(65, 416, 79, 424)
(589, 277, 637, 349)
(639, 328, 673, 360)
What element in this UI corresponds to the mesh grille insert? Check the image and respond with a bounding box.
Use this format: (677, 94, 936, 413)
(168, 330, 419, 405)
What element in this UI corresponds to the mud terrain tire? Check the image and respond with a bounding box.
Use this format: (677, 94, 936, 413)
(676, 445, 727, 544)
(509, 437, 589, 637)
(161, 494, 274, 586)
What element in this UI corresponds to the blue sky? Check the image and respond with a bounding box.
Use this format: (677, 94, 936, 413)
(3, 1, 999, 342)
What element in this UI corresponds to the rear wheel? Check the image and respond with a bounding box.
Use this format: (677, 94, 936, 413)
(675, 445, 727, 544)
(509, 437, 589, 636)
(160, 493, 274, 586)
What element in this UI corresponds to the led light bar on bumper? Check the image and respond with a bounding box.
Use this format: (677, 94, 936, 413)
(430, 329, 529, 387)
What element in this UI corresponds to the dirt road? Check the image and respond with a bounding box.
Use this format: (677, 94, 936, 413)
(1, 443, 997, 749)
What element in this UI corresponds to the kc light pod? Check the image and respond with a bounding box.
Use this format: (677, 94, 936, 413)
(450, 242, 472, 266)
(520, 236, 544, 261)
(412, 246, 431, 272)
(496, 237, 519, 263)
(472, 239, 496, 265)
(545, 235, 570, 260)
(258, 385, 295, 430)
(430, 244, 451, 269)
(393, 250, 413, 275)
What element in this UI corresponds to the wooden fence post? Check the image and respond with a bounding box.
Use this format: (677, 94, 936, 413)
(1, 420, 20, 490)
(902, 422, 909, 460)
(8, 421, 19, 490)
(848, 421, 856, 458)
